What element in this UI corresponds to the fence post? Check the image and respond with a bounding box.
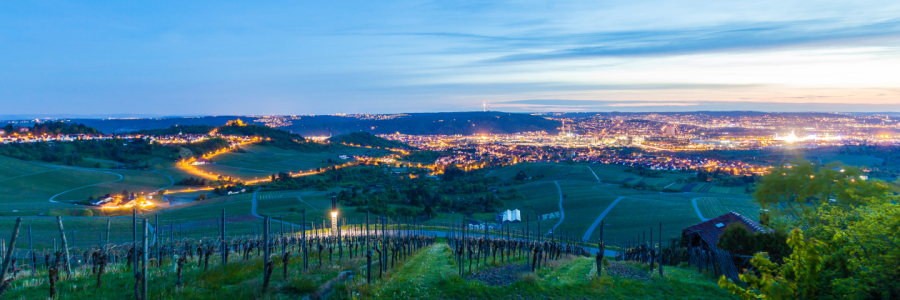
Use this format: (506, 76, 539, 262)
(263, 216, 272, 290)
(0, 218, 22, 297)
(142, 219, 149, 300)
(650, 226, 654, 271)
(302, 210, 307, 272)
(106, 219, 111, 251)
(132, 209, 137, 275)
(280, 215, 285, 255)
(29, 225, 35, 276)
(659, 222, 663, 277)
(365, 210, 371, 285)
(56, 216, 72, 279)
(221, 209, 226, 266)
(155, 215, 160, 268)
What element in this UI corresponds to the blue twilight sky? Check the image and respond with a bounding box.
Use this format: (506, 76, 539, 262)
(1, 0, 899, 116)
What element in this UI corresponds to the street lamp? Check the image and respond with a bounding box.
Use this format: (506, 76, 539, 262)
(331, 196, 338, 236)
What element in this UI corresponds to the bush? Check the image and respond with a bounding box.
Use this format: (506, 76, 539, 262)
(74, 209, 93, 217)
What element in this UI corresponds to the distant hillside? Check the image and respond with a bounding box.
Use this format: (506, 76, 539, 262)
(65, 112, 561, 136)
(70, 116, 262, 134)
(285, 112, 561, 136)
(329, 132, 414, 149)
(133, 125, 216, 135)
(552, 111, 849, 119)
(2, 121, 102, 135)
(217, 123, 330, 152)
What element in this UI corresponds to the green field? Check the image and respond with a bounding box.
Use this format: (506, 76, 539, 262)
(0, 155, 182, 211)
(482, 163, 757, 245)
(194, 145, 389, 181)
(591, 194, 702, 246)
(53, 169, 174, 201)
(488, 163, 597, 182)
(818, 153, 884, 167)
(553, 180, 619, 239)
(695, 197, 760, 221)
(668, 182, 748, 194)
(0, 167, 121, 203)
(0, 155, 56, 181)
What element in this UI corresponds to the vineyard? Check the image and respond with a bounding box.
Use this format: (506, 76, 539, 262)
(0, 212, 738, 299)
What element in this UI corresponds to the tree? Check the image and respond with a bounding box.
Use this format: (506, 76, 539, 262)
(717, 223, 752, 254)
(721, 160, 900, 299)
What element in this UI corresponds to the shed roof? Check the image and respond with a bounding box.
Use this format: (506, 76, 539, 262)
(683, 211, 770, 247)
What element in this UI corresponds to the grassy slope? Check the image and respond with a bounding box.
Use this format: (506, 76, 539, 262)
(0, 155, 55, 180)
(0, 155, 180, 210)
(359, 243, 735, 300)
(194, 145, 388, 181)
(0, 168, 120, 203)
(54, 169, 173, 201)
(554, 180, 618, 240)
(4, 247, 364, 300)
(592, 194, 703, 245)
(695, 197, 760, 221)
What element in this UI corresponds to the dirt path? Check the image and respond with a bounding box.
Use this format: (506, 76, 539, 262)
(296, 196, 318, 210)
(586, 165, 601, 183)
(251, 188, 305, 228)
(581, 196, 626, 242)
(692, 197, 710, 221)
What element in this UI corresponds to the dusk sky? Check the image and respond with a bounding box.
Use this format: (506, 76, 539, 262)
(1, 0, 899, 116)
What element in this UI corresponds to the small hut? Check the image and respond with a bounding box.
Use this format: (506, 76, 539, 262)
(682, 211, 770, 249)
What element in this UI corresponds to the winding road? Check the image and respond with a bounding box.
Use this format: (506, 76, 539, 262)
(549, 181, 565, 235)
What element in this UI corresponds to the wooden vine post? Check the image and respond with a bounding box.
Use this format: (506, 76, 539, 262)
(0, 218, 22, 298)
(365, 210, 371, 285)
(221, 209, 227, 266)
(658, 222, 663, 277)
(56, 216, 72, 279)
(596, 219, 604, 277)
(262, 216, 273, 291)
(142, 219, 149, 300)
(302, 209, 307, 272)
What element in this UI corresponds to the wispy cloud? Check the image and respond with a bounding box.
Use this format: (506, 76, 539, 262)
(483, 19, 900, 62)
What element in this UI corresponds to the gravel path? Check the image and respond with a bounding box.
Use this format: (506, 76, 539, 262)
(467, 263, 530, 286)
(606, 261, 650, 281)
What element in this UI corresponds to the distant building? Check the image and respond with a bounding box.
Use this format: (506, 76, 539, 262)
(0, 129, 5, 135)
(682, 211, 770, 248)
(661, 125, 677, 136)
(501, 209, 521, 223)
(17, 127, 29, 133)
(191, 158, 211, 165)
(90, 196, 117, 206)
